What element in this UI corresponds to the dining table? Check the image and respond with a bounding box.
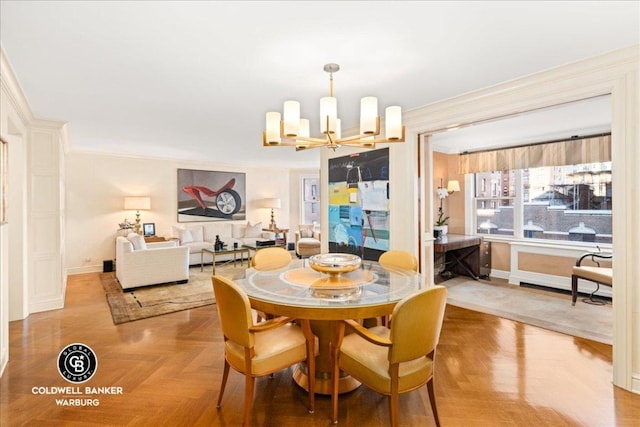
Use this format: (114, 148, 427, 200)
(234, 256, 426, 394)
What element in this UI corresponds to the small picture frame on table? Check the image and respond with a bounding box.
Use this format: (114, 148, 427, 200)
(143, 223, 156, 237)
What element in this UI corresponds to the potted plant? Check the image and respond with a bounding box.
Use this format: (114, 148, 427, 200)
(434, 211, 449, 237)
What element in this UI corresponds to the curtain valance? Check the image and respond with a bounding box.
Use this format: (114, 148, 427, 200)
(458, 134, 611, 174)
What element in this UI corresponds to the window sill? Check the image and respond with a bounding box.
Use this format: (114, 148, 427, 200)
(480, 235, 612, 252)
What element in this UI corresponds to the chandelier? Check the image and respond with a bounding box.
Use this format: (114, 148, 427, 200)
(263, 63, 405, 151)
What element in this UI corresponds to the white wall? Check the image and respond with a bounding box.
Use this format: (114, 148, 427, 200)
(65, 151, 294, 273)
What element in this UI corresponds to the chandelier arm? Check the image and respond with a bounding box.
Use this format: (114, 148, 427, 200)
(268, 140, 328, 147)
(296, 144, 329, 151)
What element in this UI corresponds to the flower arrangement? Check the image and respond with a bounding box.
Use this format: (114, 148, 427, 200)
(435, 186, 450, 226)
(118, 218, 134, 231)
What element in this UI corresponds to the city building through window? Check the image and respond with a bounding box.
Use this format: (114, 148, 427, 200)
(474, 161, 612, 243)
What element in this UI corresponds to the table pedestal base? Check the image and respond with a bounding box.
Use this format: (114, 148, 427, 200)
(292, 363, 360, 395)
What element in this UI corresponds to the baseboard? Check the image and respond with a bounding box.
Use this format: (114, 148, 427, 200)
(29, 296, 65, 314)
(632, 374, 640, 394)
(66, 265, 103, 275)
(489, 269, 510, 280)
(0, 347, 7, 378)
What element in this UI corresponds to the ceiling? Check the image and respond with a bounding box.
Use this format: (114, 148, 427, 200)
(1, 1, 638, 168)
(429, 94, 612, 153)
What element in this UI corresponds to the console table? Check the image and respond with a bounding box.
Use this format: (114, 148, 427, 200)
(433, 234, 482, 281)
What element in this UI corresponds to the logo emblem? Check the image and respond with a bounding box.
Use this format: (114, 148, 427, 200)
(57, 343, 98, 384)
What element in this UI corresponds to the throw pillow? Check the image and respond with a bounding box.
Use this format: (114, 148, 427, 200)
(190, 226, 204, 242)
(244, 222, 262, 238)
(172, 226, 193, 244)
(299, 225, 314, 238)
(126, 233, 147, 251)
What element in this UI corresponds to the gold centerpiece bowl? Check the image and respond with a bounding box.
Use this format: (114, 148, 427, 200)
(309, 253, 361, 279)
(308, 254, 362, 298)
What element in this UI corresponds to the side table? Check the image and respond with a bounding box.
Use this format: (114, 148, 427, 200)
(262, 227, 289, 245)
(144, 236, 178, 243)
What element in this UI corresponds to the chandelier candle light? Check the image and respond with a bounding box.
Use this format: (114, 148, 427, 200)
(264, 63, 405, 151)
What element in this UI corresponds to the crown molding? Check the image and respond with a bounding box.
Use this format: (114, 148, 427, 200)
(0, 48, 34, 127)
(404, 44, 640, 134)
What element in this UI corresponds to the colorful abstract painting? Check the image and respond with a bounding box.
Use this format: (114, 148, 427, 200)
(328, 148, 389, 260)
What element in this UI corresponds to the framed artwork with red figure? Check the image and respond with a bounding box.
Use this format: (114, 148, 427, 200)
(177, 169, 246, 222)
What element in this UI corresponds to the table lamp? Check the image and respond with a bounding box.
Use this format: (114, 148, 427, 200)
(124, 196, 151, 235)
(261, 198, 281, 229)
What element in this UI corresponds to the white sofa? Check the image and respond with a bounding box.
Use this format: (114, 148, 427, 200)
(115, 234, 190, 290)
(172, 222, 275, 266)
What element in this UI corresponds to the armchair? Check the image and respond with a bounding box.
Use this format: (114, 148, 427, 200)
(212, 275, 317, 426)
(115, 234, 189, 290)
(331, 286, 448, 427)
(295, 224, 321, 258)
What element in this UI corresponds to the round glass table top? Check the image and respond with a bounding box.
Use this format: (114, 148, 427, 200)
(236, 259, 424, 308)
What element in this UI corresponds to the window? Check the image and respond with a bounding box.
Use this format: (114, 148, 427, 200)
(301, 177, 320, 225)
(474, 162, 612, 243)
(475, 171, 515, 236)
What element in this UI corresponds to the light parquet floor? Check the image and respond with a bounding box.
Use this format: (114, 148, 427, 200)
(1, 273, 638, 426)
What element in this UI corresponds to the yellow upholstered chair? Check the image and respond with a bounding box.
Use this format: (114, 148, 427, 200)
(250, 247, 292, 322)
(331, 286, 448, 427)
(250, 246, 292, 270)
(212, 275, 317, 426)
(367, 250, 418, 327)
(378, 250, 418, 272)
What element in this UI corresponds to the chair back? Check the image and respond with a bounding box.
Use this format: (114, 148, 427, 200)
(212, 275, 254, 348)
(388, 286, 447, 364)
(298, 224, 315, 238)
(251, 247, 292, 270)
(378, 250, 418, 272)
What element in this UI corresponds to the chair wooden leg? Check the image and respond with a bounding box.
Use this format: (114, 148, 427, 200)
(243, 375, 255, 426)
(331, 322, 346, 424)
(389, 364, 400, 427)
(216, 360, 230, 408)
(571, 274, 578, 306)
(426, 377, 441, 427)
(301, 319, 316, 413)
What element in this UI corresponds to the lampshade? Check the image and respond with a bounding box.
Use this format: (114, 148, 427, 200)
(261, 198, 281, 209)
(447, 180, 461, 193)
(360, 96, 378, 134)
(265, 112, 282, 145)
(320, 96, 337, 134)
(283, 101, 300, 136)
(124, 197, 151, 210)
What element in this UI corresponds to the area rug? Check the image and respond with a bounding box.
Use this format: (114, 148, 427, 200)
(443, 276, 612, 344)
(102, 265, 247, 325)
